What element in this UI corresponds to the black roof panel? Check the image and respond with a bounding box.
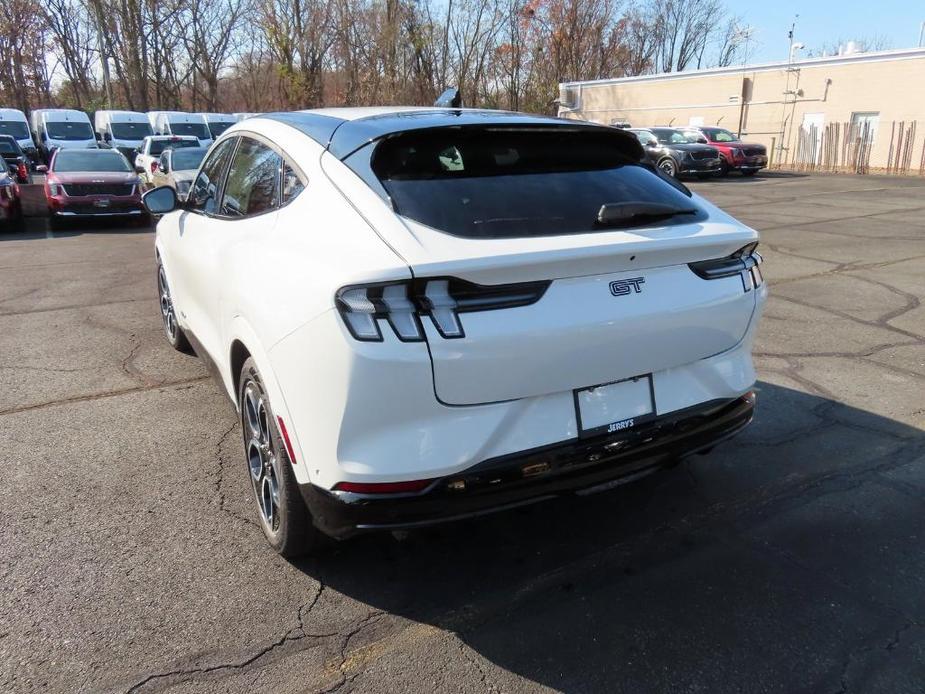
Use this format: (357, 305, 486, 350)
(263, 109, 642, 161)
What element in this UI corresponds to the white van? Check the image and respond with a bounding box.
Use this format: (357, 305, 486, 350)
(94, 110, 153, 159)
(233, 113, 257, 122)
(30, 109, 97, 163)
(200, 113, 236, 140)
(0, 108, 37, 161)
(148, 111, 212, 147)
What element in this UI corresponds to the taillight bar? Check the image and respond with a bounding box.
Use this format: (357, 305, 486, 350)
(688, 242, 763, 292)
(335, 277, 550, 342)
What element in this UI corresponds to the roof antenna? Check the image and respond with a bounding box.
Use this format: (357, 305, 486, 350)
(434, 88, 462, 108)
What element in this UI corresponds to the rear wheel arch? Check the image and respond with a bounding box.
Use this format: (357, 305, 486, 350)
(230, 339, 252, 405)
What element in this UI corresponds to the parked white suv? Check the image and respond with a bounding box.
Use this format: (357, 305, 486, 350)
(144, 107, 766, 556)
(134, 135, 200, 185)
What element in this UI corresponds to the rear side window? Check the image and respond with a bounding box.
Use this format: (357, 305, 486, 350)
(220, 137, 281, 217)
(189, 138, 236, 214)
(281, 162, 305, 204)
(370, 128, 701, 238)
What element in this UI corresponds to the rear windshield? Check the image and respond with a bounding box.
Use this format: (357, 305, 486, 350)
(150, 139, 199, 155)
(171, 148, 206, 170)
(0, 121, 29, 139)
(207, 121, 233, 138)
(169, 122, 209, 139)
(53, 150, 132, 173)
(370, 128, 700, 238)
(0, 139, 21, 155)
(111, 122, 152, 139)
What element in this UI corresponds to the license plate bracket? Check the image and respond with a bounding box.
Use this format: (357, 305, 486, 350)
(575, 375, 655, 438)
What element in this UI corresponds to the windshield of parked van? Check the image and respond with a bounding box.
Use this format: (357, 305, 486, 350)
(111, 122, 153, 139)
(46, 121, 94, 140)
(53, 150, 132, 172)
(371, 128, 702, 238)
(0, 121, 29, 139)
(170, 122, 209, 139)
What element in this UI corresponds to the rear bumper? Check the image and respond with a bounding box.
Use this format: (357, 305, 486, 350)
(301, 392, 755, 538)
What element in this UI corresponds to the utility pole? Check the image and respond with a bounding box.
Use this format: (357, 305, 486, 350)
(776, 16, 799, 166)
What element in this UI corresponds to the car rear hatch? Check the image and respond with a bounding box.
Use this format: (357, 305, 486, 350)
(350, 125, 761, 405)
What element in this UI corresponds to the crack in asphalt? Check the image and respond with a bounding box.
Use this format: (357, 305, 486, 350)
(0, 376, 210, 416)
(123, 582, 330, 693)
(833, 622, 921, 694)
(0, 297, 150, 318)
(212, 419, 258, 528)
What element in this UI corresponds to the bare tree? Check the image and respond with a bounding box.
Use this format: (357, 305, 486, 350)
(44, 0, 98, 108)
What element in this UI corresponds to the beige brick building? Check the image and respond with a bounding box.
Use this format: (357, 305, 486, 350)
(558, 47, 925, 172)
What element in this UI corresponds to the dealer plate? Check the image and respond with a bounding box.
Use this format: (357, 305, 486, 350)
(575, 375, 655, 437)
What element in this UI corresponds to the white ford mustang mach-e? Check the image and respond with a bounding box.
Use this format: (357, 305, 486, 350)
(143, 107, 766, 556)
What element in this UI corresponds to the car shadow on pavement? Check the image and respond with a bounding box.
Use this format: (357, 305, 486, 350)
(293, 381, 925, 692)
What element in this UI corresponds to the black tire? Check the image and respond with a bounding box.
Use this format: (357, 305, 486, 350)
(238, 357, 318, 557)
(156, 261, 193, 353)
(696, 173, 711, 180)
(657, 157, 677, 178)
(49, 215, 66, 232)
(741, 169, 758, 177)
(719, 159, 730, 177)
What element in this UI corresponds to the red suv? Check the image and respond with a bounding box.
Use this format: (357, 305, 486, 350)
(41, 148, 146, 228)
(679, 127, 767, 176)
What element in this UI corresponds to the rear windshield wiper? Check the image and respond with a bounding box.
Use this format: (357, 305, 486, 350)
(596, 201, 697, 227)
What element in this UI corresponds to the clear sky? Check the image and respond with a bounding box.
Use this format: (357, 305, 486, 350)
(724, 0, 925, 64)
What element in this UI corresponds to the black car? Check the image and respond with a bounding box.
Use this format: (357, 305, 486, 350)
(629, 128, 722, 178)
(0, 135, 31, 184)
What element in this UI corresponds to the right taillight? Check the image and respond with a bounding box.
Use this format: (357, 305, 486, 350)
(688, 242, 763, 292)
(335, 278, 550, 342)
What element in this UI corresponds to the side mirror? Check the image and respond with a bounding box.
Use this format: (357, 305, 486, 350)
(697, 137, 708, 144)
(135, 164, 145, 174)
(104, 132, 112, 142)
(95, 132, 102, 141)
(40, 132, 47, 142)
(142, 186, 178, 215)
(646, 140, 659, 148)
(36, 164, 48, 173)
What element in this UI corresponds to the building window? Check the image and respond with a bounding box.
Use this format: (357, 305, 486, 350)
(850, 112, 880, 140)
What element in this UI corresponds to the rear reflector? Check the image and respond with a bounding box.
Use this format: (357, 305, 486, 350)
(276, 416, 297, 465)
(333, 479, 435, 494)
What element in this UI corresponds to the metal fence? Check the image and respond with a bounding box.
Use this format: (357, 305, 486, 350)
(777, 120, 925, 176)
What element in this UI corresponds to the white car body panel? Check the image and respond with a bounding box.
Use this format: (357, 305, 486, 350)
(154, 110, 767, 497)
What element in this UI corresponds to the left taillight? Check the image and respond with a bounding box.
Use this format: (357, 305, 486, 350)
(17, 162, 27, 180)
(335, 278, 550, 342)
(688, 242, 764, 292)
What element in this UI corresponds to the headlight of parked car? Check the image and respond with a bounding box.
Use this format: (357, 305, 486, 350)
(48, 182, 62, 196)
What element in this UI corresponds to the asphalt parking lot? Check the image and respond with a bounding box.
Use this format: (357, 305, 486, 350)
(1, 172, 924, 693)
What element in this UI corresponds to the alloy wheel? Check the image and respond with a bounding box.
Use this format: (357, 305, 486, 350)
(659, 159, 677, 177)
(158, 265, 178, 342)
(242, 381, 281, 534)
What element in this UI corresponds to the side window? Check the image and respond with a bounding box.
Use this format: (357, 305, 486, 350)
(188, 138, 236, 214)
(281, 162, 305, 205)
(220, 137, 281, 217)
